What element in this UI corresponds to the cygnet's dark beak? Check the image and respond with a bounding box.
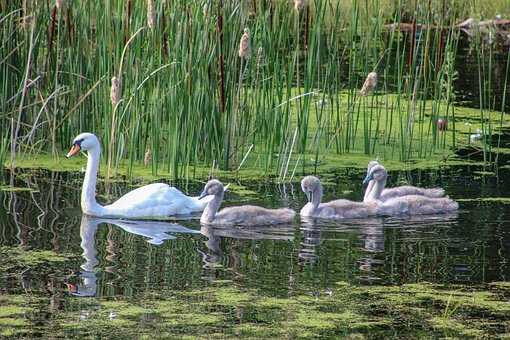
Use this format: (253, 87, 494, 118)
(362, 173, 373, 186)
(306, 190, 314, 203)
(198, 189, 208, 200)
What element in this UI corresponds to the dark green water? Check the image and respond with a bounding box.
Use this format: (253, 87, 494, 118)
(1, 166, 510, 338)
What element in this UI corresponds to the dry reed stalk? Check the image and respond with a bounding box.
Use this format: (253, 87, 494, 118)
(238, 28, 251, 59)
(294, 0, 306, 12)
(147, 0, 155, 29)
(217, 1, 226, 113)
(21, 0, 32, 29)
(255, 46, 264, 80)
(360, 72, 378, 96)
(144, 148, 152, 167)
(110, 76, 121, 107)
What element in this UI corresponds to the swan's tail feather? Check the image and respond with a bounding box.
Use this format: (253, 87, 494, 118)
(190, 195, 213, 211)
(274, 208, 296, 223)
(445, 199, 459, 211)
(425, 188, 445, 198)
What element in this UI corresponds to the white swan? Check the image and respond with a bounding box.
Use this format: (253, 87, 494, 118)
(66, 133, 211, 219)
(300, 176, 377, 219)
(363, 161, 445, 202)
(363, 164, 458, 216)
(199, 179, 295, 225)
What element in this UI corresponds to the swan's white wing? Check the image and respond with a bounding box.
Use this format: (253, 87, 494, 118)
(103, 183, 204, 218)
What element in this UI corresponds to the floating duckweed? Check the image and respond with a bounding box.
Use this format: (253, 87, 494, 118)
(0, 282, 509, 337)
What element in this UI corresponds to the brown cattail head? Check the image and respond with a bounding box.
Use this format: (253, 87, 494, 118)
(238, 28, 251, 59)
(144, 148, 152, 167)
(360, 72, 378, 96)
(437, 118, 448, 131)
(110, 76, 121, 107)
(147, 0, 155, 29)
(56, 0, 64, 10)
(294, 0, 306, 12)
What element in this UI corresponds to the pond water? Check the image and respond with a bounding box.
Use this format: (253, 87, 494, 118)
(1, 165, 510, 337)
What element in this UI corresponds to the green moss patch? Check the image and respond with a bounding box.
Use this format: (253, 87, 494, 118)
(0, 246, 78, 275)
(1, 281, 507, 338)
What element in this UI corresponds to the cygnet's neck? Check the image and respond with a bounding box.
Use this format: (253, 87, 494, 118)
(310, 183, 323, 212)
(81, 147, 105, 216)
(365, 177, 386, 202)
(200, 191, 224, 223)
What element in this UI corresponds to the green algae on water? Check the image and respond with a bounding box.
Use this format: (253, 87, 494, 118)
(2, 282, 510, 338)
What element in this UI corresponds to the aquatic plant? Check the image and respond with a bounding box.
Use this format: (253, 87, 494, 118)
(1, 0, 509, 179)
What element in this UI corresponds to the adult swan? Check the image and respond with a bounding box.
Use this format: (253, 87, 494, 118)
(66, 133, 211, 219)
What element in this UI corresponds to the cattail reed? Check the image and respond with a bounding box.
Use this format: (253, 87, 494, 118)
(238, 28, 251, 59)
(256, 47, 264, 68)
(360, 72, 378, 96)
(144, 148, 152, 167)
(147, 0, 155, 29)
(294, 0, 306, 12)
(21, 0, 33, 29)
(110, 76, 121, 107)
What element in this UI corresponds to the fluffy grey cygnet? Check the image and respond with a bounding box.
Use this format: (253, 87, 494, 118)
(199, 180, 295, 225)
(300, 176, 377, 219)
(364, 164, 458, 216)
(363, 160, 444, 202)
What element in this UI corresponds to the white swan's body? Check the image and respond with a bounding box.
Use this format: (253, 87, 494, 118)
(363, 161, 445, 202)
(364, 165, 458, 216)
(67, 133, 210, 219)
(199, 179, 295, 226)
(99, 183, 208, 219)
(300, 176, 377, 219)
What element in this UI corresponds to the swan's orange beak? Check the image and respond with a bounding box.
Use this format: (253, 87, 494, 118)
(66, 144, 81, 158)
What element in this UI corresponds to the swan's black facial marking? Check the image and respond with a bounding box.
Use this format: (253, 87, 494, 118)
(73, 138, 84, 147)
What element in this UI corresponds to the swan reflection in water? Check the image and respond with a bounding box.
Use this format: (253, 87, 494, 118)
(299, 213, 459, 281)
(68, 215, 199, 297)
(198, 224, 295, 280)
(300, 216, 385, 268)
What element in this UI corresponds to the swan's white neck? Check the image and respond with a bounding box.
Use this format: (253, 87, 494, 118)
(200, 191, 224, 224)
(363, 180, 375, 202)
(365, 177, 386, 202)
(81, 147, 105, 216)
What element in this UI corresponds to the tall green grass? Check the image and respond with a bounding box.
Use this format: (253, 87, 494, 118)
(1, 0, 509, 179)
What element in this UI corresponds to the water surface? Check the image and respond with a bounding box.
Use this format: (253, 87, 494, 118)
(1, 166, 509, 337)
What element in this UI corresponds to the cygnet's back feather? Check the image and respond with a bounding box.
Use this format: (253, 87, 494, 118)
(379, 186, 445, 201)
(302, 199, 377, 219)
(377, 195, 458, 216)
(214, 205, 295, 226)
